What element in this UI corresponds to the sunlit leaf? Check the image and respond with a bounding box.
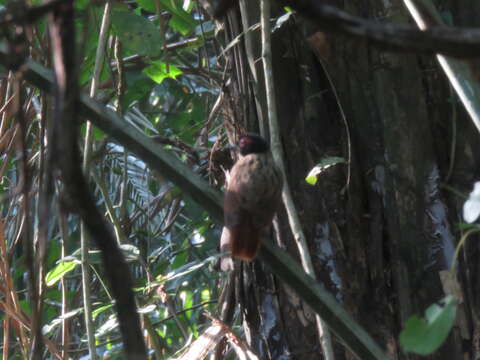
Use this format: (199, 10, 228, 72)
(143, 61, 183, 84)
(45, 260, 81, 287)
(201, 289, 210, 302)
(305, 157, 346, 185)
(93, 304, 114, 320)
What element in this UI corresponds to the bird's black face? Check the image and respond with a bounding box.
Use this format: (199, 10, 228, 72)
(237, 134, 269, 156)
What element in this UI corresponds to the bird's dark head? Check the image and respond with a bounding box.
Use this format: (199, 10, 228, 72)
(237, 134, 269, 156)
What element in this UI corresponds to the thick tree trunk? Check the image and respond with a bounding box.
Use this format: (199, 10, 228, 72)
(221, 1, 480, 359)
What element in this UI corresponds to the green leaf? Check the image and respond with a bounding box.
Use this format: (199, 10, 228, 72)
(400, 296, 457, 355)
(143, 61, 183, 84)
(93, 304, 114, 320)
(305, 156, 346, 185)
(80, 123, 105, 140)
(111, 9, 163, 57)
(45, 260, 81, 287)
(305, 175, 318, 185)
(457, 223, 480, 230)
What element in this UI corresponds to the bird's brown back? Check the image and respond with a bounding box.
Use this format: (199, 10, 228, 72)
(223, 152, 283, 260)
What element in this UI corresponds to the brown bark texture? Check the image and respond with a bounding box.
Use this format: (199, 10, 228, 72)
(220, 1, 480, 359)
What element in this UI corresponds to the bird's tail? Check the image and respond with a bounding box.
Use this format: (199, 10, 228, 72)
(231, 224, 261, 261)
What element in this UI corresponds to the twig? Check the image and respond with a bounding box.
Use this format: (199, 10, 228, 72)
(239, 0, 265, 136)
(57, 202, 71, 359)
(260, 0, 335, 359)
(92, 170, 127, 244)
(444, 84, 457, 184)
(13, 69, 43, 358)
(113, 36, 129, 222)
(80, 2, 113, 359)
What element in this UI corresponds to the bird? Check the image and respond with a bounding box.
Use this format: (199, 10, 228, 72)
(220, 134, 283, 271)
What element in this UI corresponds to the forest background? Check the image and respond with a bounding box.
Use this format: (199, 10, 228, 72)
(0, 0, 480, 359)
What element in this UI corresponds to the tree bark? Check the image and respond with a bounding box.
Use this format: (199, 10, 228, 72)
(222, 0, 479, 359)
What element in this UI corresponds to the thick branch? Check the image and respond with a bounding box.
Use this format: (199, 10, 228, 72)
(210, 0, 480, 57)
(277, 0, 480, 57)
(4, 0, 480, 57)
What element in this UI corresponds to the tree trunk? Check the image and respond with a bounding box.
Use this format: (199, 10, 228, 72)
(221, 1, 479, 359)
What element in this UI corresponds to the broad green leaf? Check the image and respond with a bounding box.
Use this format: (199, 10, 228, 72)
(111, 9, 163, 57)
(400, 296, 457, 355)
(305, 156, 346, 185)
(45, 260, 81, 287)
(143, 61, 183, 84)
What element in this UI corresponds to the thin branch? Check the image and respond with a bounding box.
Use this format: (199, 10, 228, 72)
(239, 0, 265, 136)
(92, 170, 127, 244)
(13, 72, 42, 358)
(80, 3, 112, 359)
(260, 0, 335, 359)
(113, 37, 129, 222)
(57, 202, 71, 359)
